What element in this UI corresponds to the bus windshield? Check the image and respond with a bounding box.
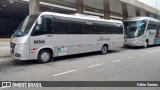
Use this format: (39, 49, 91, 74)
(124, 20, 147, 38)
(13, 14, 39, 37)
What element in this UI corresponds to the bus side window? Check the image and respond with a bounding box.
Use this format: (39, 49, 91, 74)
(31, 16, 53, 36)
(105, 25, 115, 34)
(45, 18, 53, 33)
(147, 21, 153, 30)
(53, 18, 70, 34)
(84, 21, 96, 34)
(115, 25, 123, 34)
(159, 23, 160, 31)
(70, 21, 84, 34)
(147, 21, 158, 30)
(95, 24, 105, 34)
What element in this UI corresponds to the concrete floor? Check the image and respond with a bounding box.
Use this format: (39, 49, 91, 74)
(0, 45, 160, 90)
(0, 42, 10, 57)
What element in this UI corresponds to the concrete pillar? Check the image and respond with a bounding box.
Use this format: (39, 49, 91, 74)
(29, 0, 40, 15)
(76, 0, 84, 14)
(135, 7, 140, 17)
(121, 2, 128, 20)
(103, 0, 110, 19)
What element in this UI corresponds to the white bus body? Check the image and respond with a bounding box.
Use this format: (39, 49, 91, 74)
(123, 17, 160, 48)
(10, 12, 124, 63)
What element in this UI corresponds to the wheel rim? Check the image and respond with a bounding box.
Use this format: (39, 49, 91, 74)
(103, 46, 107, 53)
(41, 52, 50, 62)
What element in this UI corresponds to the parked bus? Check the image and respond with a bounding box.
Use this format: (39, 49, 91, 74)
(123, 17, 160, 48)
(10, 12, 124, 63)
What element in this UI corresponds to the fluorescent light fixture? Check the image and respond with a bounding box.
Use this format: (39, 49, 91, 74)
(21, 0, 76, 11)
(84, 11, 123, 19)
(40, 2, 76, 11)
(21, 0, 122, 20)
(84, 11, 103, 16)
(10, 0, 14, 3)
(3, 4, 6, 7)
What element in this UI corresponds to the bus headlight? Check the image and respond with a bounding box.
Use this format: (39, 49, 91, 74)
(139, 41, 143, 44)
(16, 44, 23, 49)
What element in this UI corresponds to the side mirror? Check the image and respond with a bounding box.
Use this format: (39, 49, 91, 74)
(37, 17, 42, 25)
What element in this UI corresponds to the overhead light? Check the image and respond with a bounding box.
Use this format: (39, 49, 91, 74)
(10, 0, 14, 3)
(21, 0, 76, 11)
(3, 4, 6, 7)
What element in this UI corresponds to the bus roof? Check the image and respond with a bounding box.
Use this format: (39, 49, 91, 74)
(35, 12, 123, 25)
(124, 16, 160, 22)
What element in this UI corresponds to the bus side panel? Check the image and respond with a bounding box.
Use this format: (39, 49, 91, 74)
(154, 38, 160, 44)
(54, 34, 123, 56)
(68, 46, 80, 55)
(90, 43, 102, 52)
(154, 32, 160, 44)
(145, 30, 156, 45)
(29, 34, 124, 59)
(53, 35, 102, 56)
(29, 35, 54, 60)
(108, 35, 124, 50)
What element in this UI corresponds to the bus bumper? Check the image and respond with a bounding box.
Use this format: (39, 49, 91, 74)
(10, 43, 30, 60)
(11, 53, 29, 60)
(124, 39, 144, 47)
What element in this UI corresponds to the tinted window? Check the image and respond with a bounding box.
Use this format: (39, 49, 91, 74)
(48, 16, 123, 35)
(95, 24, 106, 34)
(70, 21, 84, 34)
(15, 14, 39, 37)
(115, 25, 123, 34)
(31, 16, 53, 36)
(147, 21, 158, 30)
(53, 18, 69, 34)
(106, 25, 115, 34)
(84, 22, 96, 34)
(46, 18, 53, 31)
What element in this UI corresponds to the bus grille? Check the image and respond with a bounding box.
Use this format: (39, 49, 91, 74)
(10, 43, 15, 54)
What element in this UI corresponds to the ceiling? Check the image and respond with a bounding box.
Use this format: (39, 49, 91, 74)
(0, 0, 76, 20)
(0, 0, 28, 20)
(0, 0, 159, 20)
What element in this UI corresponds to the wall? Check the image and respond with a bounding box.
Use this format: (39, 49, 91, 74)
(0, 18, 21, 38)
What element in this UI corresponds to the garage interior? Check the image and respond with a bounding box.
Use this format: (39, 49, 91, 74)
(0, 0, 160, 38)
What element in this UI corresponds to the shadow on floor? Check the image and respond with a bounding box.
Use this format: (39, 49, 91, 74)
(2, 50, 119, 67)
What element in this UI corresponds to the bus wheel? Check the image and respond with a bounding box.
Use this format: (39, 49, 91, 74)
(101, 45, 108, 54)
(38, 50, 52, 63)
(143, 40, 148, 48)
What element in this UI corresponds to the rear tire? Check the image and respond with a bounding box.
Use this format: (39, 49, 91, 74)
(37, 50, 52, 63)
(101, 45, 108, 54)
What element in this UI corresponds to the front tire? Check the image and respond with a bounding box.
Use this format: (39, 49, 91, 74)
(37, 50, 52, 63)
(101, 45, 108, 54)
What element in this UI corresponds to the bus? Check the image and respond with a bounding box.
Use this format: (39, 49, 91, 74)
(123, 17, 160, 48)
(10, 12, 124, 63)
